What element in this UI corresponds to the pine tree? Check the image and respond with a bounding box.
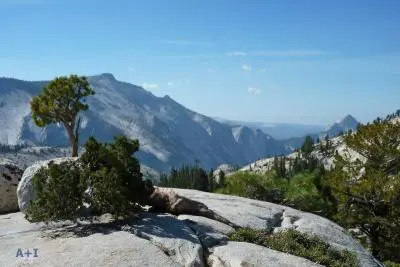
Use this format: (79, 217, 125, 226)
(30, 75, 95, 157)
(208, 169, 215, 192)
(301, 135, 314, 159)
(219, 170, 226, 187)
(325, 120, 400, 261)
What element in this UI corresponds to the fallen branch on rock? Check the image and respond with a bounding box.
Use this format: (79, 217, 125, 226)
(147, 187, 240, 229)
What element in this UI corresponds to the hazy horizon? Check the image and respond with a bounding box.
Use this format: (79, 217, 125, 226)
(1, 0, 399, 125)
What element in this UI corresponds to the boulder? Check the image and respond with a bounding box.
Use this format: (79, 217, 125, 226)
(127, 212, 204, 267)
(0, 158, 24, 214)
(208, 241, 322, 267)
(213, 164, 235, 184)
(0, 211, 204, 267)
(178, 214, 235, 248)
(171, 188, 382, 267)
(0, 213, 179, 267)
(16, 157, 78, 212)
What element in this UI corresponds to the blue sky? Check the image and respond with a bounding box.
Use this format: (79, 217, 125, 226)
(1, 0, 399, 125)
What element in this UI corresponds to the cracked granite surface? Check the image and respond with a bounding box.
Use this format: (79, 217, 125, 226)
(0, 188, 381, 267)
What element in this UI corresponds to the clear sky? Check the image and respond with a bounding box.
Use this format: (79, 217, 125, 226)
(1, 0, 399, 125)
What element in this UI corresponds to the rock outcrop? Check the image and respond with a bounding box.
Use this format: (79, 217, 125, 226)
(172, 188, 382, 267)
(0, 158, 24, 214)
(0, 213, 180, 267)
(208, 241, 322, 267)
(178, 215, 235, 248)
(16, 157, 78, 212)
(1, 186, 382, 267)
(2, 158, 381, 267)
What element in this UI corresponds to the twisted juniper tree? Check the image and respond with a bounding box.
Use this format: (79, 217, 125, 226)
(30, 75, 95, 157)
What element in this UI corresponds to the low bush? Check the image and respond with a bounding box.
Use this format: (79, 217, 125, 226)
(80, 136, 154, 217)
(25, 160, 84, 222)
(24, 135, 154, 223)
(229, 228, 359, 267)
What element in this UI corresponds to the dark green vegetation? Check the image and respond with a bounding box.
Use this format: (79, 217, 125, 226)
(229, 228, 359, 267)
(325, 119, 400, 263)
(384, 261, 400, 267)
(25, 135, 154, 222)
(158, 160, 213, 191)
(216, 143, 336, 216)
(30, 75, 95, 157)
(216, 167, 336, 216)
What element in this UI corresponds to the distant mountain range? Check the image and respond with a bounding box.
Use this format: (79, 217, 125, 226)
(0, 74, 360, 172)
(324, 115, 359, 137)
(215, 115, 360, 150)
(212, 118, 325, 140)
(281, 115, 360, 150)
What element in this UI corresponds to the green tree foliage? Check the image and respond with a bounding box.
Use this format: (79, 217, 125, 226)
(217, 159, 336, 216)
(284, 170, 334, 215)
(208, 168, 215, 192)
(80, 135, 154, 216)
(25, 160, 84, 222)
(320, 135, 334, 157)
(158, 162, 210, 191)
(301, 135, 314, 158)
(218, 169, 226, 188)
(216, 171, 285, 203)
(30, 75, 95, 157)
(312, 167, 338, 218)
(273, 156, 287, 179)
(325, 120, 400, 262)
(24, 135, 153, 223)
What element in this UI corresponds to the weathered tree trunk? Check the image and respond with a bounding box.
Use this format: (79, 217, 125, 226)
(147, 187, 240, 229)
(65, 123, 78, 157)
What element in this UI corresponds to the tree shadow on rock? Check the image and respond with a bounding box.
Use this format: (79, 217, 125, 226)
(39, 212, 201, 246)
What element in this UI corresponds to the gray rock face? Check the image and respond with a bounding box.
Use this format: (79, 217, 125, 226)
(178, 214, 235, 248)
(128, 213, 204, 267)
(0, 213, 179, 267)
(0, 159, 24, 214)
(208, 241, 322, 267)
(16, 157, 78, 212)
(171, 188, 381, 267)
(0, 212, 204, 267)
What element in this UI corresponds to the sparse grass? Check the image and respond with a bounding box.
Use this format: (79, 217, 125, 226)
(384, 261, 400, 267)
(229, 228, 359, 267)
